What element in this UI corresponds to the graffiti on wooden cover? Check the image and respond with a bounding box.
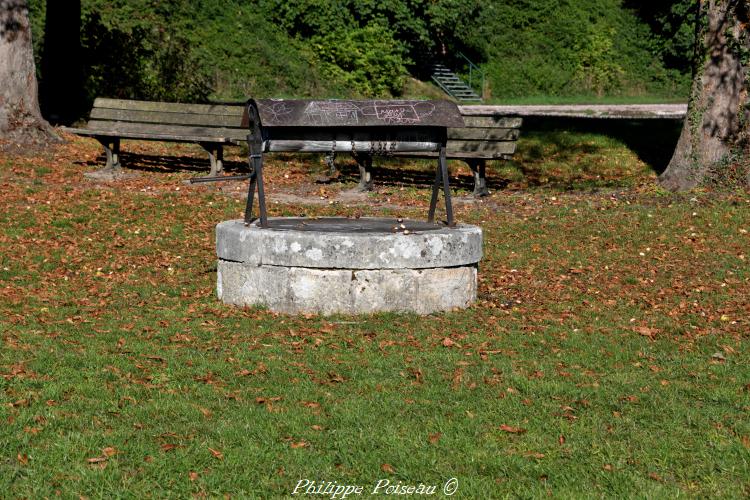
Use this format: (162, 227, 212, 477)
(303, 101, 436, 126)
(255, 99, 449, 127)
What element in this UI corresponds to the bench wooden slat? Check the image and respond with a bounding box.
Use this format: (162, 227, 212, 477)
(89, 108, 244, 128)
(93, 98, 244, 116)
(63, 127, 235, 144)
(84, 120, 247, 142)
(446, 140, 517, 155)
(448, 128, 520, 141)
(460, 116, 523, 128)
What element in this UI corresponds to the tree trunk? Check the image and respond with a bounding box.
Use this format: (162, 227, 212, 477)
(0, 0, 58, 143)
(659, 0, 750, 191)
(40, 0, 82, 125)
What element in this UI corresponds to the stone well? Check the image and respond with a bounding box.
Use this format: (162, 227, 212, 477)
(215, 217, 482, 315)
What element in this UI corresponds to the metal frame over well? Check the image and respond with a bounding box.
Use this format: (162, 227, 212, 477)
(193, 98, 465, 227)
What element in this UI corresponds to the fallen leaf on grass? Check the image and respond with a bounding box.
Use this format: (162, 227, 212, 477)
(102, 447, 117, 457)
(381, 463, 395, 473)
(442, 337, 460, 348)
(311, 425, 324, 431)
(255, 396, 282, 405)
(451, 368, 463, 390)
(189, 471, 199, 481)
(208, 447, 223, 460)
(603, 464, 614, 471)
(290, 441, 309, 449)
(711, 352, 726, 362)
(17, 453, 28, 465)
(161, 443, 179, 452)
(428, 432, 442, 444)
(633, 326, 658, 339)
(87, 456, 107, 464)
(648, 472, 663, 482)
(499, 424, 527, 434)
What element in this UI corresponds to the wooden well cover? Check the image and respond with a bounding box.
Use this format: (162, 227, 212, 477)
(248, 99, 465, 128)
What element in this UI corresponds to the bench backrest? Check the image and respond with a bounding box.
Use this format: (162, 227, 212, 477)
(449, 106, 522, 160)
(85, 98, 246, 142)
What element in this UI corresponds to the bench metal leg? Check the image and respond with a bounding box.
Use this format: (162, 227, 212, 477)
(101, 138, 121, 171)
(86, 137, 123, 179)
(201, 143, 224, 177)
(468, 159, 489, 197)
(428, 146, 454, 226)
(354, 152, 373, 192)
(324, 152, 338, 177)
(216, 145, 224, 175)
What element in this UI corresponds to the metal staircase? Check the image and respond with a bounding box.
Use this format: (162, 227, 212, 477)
(430, 54, 483, 102)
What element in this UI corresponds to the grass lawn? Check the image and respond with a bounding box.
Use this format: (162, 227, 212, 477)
(1, 125, 749, 498)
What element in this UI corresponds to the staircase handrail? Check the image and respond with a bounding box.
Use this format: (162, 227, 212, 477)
(457, 52, 484, 96)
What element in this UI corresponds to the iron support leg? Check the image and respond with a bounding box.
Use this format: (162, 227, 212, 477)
(244, 168, 257, 226)
(244, 154, 268, 227)
(256, 155, 268, 227)
(428, 146, 454, 225)
(428, 155, 442, 223)
(440, 147, 454, 226)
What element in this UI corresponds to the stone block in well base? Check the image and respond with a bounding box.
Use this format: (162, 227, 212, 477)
(217, 261, 477, 315)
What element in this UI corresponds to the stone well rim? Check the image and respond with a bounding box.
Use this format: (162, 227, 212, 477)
(216, 217, 483, 270)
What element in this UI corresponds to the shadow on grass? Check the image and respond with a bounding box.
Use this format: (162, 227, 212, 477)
(521, 116, 683, 176)
(78, 118, 682, 191)
(82, 152, 248, 174)
(325, 158, 498, 194)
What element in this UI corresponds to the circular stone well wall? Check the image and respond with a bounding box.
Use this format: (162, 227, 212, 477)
(215, 217, 482, 315)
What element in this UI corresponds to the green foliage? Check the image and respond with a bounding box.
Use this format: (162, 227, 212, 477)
(624, 0, 696, 72)
(261, 0, 424, 96)
(573, 25, 624, 96)
(26, 0, 696, 116)
(313, 24, 408, 97)
(476, 0, 691, 100)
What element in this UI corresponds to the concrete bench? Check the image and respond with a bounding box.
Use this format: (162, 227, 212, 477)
(63, 98, 246, 177)
(326, 106, 522, 196)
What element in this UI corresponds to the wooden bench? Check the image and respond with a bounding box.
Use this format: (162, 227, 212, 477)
(326, 106, 522, 196)
(63, 98, 246, 177)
